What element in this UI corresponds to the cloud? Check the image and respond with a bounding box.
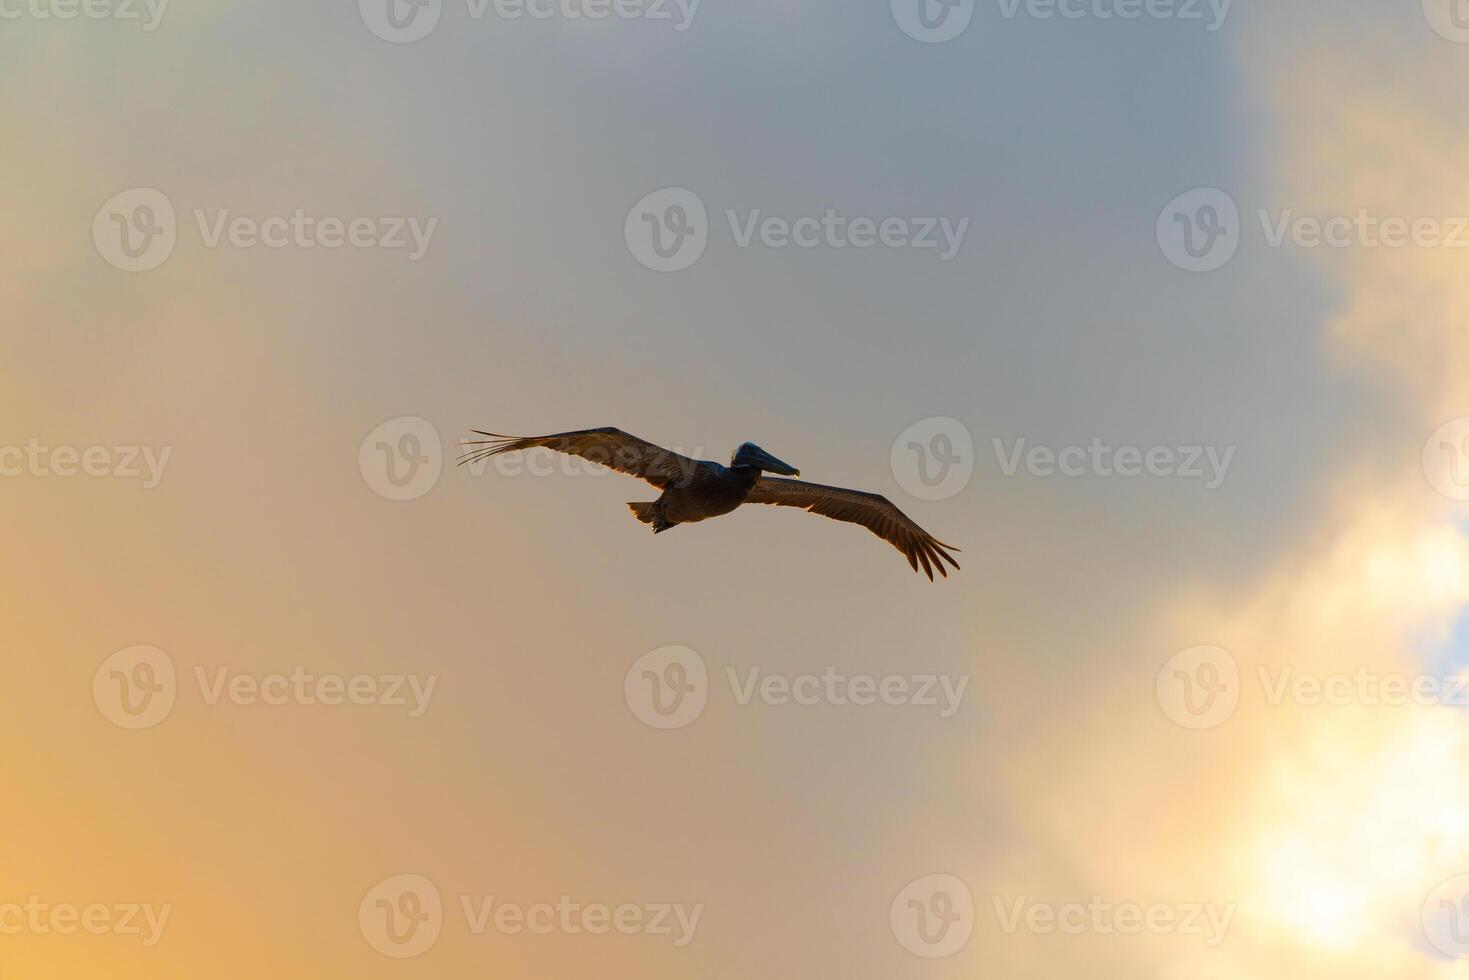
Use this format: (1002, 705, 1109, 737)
(984, 12, 1469, 977)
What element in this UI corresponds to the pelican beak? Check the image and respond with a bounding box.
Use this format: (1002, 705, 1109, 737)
(750, 447, 800, 477)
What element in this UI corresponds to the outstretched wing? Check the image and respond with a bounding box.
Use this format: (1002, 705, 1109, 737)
(745, 477, 961, 580)
(459, 427, 699, 489)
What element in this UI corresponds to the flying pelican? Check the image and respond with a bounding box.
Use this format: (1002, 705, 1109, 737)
(460, 427, 960, 579)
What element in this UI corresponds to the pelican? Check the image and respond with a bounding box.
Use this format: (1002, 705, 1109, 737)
(460, 427, 960, 579)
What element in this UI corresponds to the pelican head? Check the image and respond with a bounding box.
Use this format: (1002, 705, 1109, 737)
(731, 442, 800, 477)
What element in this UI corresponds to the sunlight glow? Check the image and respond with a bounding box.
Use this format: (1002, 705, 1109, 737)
(1251, 712, 1469, 953)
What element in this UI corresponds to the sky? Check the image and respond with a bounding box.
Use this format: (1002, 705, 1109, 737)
(6, 0, 1469, 977)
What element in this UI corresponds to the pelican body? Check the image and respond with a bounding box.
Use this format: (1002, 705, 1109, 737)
(461, 427, 960, 579)
(632, 442, 798, 532)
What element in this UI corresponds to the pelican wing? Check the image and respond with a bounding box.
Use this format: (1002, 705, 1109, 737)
(459, 427, 699, 488)
(745, 477, 961, 580)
